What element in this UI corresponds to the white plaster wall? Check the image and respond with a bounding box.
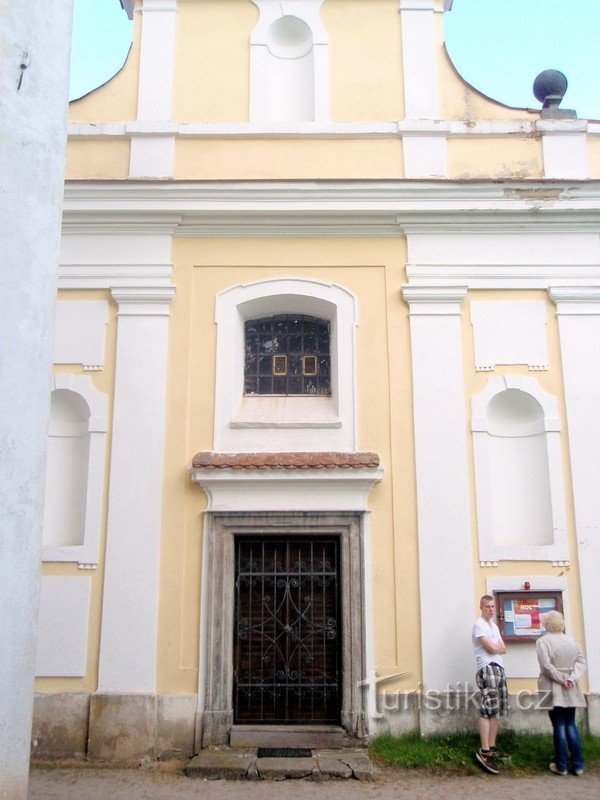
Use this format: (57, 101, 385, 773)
(0, 1, 74, 795)
(487, 434, 553, 546)
(408, 232, 600, 268)
(470, 301, 548, 370)
(35, 577, 92, 677)
(53, 301, 108, 367)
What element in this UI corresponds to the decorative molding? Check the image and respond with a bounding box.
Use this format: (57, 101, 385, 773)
(62, 180, 600, 237)
(409, 264, 600, 290)
(66, 119, 600, 140)
(549, 287, 600, 309)
(190, 465, 383, 512)
(111, 286, 176, 316)
(402, 285, 467, 315)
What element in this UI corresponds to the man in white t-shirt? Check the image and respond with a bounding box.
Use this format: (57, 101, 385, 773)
(472, 594, 508, 774)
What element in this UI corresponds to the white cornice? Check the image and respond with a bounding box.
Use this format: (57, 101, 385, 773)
(68, 119, 600, 140)
(189, 466, 384, 512)
(61, 179, 600, 238)
(549, 287, 600, 313)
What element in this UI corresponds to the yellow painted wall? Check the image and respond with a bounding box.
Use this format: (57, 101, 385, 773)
(448, 137, 543, 180)
(462, 290, 587, 693)
(156, 237, 421, 694)
(323, 0, 404, 121)
(588, 138, 600, 179)
(65, 140, 131, 180)
(173, 0, 258, 122)
(174, 138, 403, 179)
(36, 290, 117, 694)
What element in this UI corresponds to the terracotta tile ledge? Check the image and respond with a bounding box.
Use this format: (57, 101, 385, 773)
(191, 451, 380, 470)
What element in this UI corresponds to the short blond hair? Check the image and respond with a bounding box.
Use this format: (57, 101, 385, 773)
(542, 610, 565, 633)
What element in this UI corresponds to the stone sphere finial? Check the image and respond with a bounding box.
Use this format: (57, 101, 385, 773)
(533, 69, 568, 107)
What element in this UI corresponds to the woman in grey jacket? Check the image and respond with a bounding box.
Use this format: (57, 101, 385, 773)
(536, 610, 586, 776)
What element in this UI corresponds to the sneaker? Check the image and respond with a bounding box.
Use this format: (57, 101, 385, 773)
(476, 749, 500, 775)
(489, 746, 511, 762)
(573, 768, 584, 776)
(549, 762, 567, 776)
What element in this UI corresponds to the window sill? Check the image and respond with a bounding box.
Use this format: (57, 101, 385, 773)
(230, 396, 341, 429)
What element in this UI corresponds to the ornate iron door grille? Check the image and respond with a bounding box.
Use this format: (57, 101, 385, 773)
(233, 537, 341, 724)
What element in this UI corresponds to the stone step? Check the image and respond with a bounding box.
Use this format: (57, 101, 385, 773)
(229, 724, 355, 749)
(183, 746, 373, 781)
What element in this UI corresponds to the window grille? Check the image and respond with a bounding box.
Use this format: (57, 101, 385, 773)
(244, 314, 331, 396)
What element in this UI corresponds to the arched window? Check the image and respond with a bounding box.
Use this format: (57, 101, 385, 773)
(244, 314, 331, 396)
(214, 278, 357, 452)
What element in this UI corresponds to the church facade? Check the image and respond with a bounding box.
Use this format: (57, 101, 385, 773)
(33, 0, 600, 760)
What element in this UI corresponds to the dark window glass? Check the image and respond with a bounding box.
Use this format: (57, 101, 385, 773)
(244, 314, 331, 396)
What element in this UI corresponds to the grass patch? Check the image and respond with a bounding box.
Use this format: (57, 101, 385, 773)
(369, 730, 600, 774)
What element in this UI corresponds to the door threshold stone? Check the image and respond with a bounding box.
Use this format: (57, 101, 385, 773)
(183, 746, 373, 781)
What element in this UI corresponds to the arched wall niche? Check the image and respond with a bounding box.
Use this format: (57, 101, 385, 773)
(249, 0, 329, 123)
(43, 389, 91, 548)
(42, 374, 108, 565)
(471, 375, 569, 562)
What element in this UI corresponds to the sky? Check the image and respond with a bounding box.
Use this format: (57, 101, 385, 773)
(70, 0, 600, 120)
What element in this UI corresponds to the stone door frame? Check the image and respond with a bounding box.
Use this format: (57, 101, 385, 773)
(196, 511, 368, 748)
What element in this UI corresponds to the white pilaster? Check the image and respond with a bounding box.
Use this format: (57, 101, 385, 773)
(549, 287, 600, 691)
(402, 285, 475, 689)
(398, 0, 439, 118)
(0, 1, 74, 795)
(402, 135, 447, 178)
(98, 285, 175, 692)
(130, 0, 177, 178)
(538, 121, 589, 180)
(398, 0, 447, 178)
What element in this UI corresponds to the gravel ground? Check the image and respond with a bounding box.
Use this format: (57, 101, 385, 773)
(28, 763, 600, 800)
